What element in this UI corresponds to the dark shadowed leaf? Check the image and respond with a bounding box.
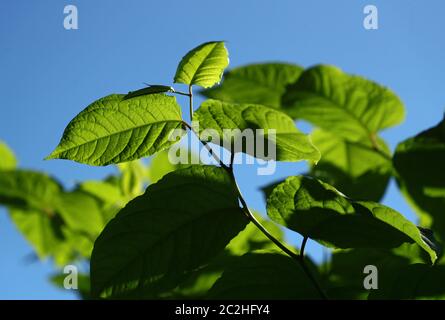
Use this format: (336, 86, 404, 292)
(208, 251, 322, 299)
(393, 116, 445, 241)
(90, 165, 247, 298)
(267, 176, 437, 263)
(369, 264, 445, 299)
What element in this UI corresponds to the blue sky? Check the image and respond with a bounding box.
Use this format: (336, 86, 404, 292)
(0, 0, 444, 299)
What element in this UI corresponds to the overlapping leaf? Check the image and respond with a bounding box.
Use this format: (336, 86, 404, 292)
(0, 170, 62, 212)
(201, 63, 303, 108)
(46, 94, 184, 165)
(90, 165, 247, 298)
(208, 251, 322, 299)
(393, 116, 445, 240)
(324, 245, 427, 299)
(267, 176, 437, 263)
(368, 264, 445, 299)
(193, 99, 320, 162)
(310, 129, 392, 201)
(174, 41, 229, 88)
(281, 65, 405, 141)
(167, 215, 284, 299)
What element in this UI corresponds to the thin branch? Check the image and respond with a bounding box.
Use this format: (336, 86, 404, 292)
(172, 90, 191, 97)
(181, 121, 227, 169)
(229, 150, 235, 170)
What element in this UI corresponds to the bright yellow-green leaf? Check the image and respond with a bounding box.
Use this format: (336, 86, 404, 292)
(46, 94, 185, 165)
(201, 63, 303, 108)
(174, 41, 229, 88)
(0, 140, 17, 170)
(193, 99, 320, 162)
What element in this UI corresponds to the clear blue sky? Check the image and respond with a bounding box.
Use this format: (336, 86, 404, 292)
(1, 0, 444, 299)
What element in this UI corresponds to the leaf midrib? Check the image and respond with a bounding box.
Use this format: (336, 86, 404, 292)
(48, 119, 182, 158)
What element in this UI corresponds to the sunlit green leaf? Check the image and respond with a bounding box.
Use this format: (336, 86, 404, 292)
(117, 160, 148, 199)
(0, 140, 17, 170)
(46, 94, 185, 165)
(282, 65, 405, 141)
(174, 41, 229, 88)
(201, 63, 303, 108)
(0, 170, 62, 212)
(193, 99, 320, 162)
(56, 190, 105, 238)
(50, 273, 91, 300)
(310, 129, 392, 201)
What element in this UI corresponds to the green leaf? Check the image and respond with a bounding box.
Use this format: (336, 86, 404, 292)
(0, 140, 17, 170)
(147, 149, 198, 184)
(267, 176, 438, 263)
(124, 85, 174, 100)
(0, 170, 62, 212)
(80, 180, 124, 206)
(79, 179, 126, 225)
(147, 150, 178, 184)
(117, 160, 148, 199)
(8, 207, 66, 260)
(208, 251, 322, 299)
(201, 63, 303, 108)
(50, 273, 91, 300)
(46, 94, 185, 165)
(193, 99, 320, 162)
(310, 129, 392, 201)
(226, 214, 285, 255)
(167, 216, 284, 299)
(281, 65, 405, 141)
(369, 264, 445, 299)
(0, 170, 103, 263)
(393, 116, 445, 241)
(56, 190, 105, 238)
(325, 245, 427, 299)
(90, 165, 247, 298)
(174, 41, 229, 88)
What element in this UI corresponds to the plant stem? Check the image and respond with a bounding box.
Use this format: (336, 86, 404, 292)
(172, 90, 191, 97)
(181, 121, 227, 169)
